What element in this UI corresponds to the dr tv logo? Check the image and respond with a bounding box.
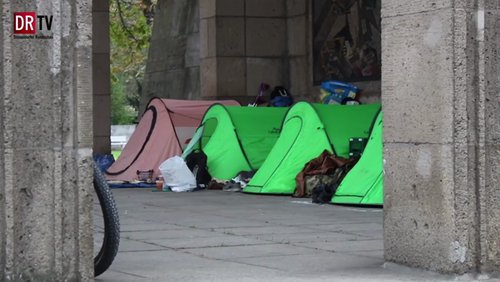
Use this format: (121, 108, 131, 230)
(13, 12, 54, 39)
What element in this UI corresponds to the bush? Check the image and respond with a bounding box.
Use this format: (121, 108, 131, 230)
(111, 78, 137, 125)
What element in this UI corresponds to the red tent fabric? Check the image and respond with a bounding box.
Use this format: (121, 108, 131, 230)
(106, 98, 240, 181)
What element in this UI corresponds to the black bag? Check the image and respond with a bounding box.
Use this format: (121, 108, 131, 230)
(185, 151, 212, 189)
(310, 164, 355, 204)
(311, 183, 336, 204)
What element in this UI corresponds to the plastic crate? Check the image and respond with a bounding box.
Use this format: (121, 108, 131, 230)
(320, 80, 358, 104)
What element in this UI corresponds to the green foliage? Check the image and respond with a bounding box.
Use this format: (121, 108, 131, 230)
(111, 76, 137, 125)
(110, 0, 153, 124)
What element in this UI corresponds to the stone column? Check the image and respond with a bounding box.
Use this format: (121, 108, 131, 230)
(200, 0, 247, 101)
(93, 0, 111, 154)
(200, 0, 288, 103)
(286, 0, 311, 99)
(142, 0, 200, 113)
(383, 0, 499, 274)
(0, 0, 94, 280)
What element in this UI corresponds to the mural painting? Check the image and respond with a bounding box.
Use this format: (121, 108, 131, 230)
(313, 0, 381, 84)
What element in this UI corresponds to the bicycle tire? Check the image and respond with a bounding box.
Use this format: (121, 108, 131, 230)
(93, 162, 120, 277)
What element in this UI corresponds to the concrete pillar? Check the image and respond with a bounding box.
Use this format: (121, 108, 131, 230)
(286, 0, 311, 99)
(142, 0, 200, 112)
(93, 0, 111, 154)
(199, 0, 247, 102)
(199, 0, 288, 103)
(0, 0, 94, 280)
(383, 0, 499, 274)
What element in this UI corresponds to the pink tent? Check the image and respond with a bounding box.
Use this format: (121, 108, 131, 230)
(106, 98, 240, 181)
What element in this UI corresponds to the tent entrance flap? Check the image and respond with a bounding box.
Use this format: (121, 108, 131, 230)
(199, 105, 288, 180)
(175, 126, 198, 149)
(243, 116, 305, 193)
(244, 103, 334, 195)
(182, 125, 204, 159)
(106, 105, 157, 176)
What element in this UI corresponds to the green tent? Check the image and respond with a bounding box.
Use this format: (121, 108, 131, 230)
(332, 112, 383, 205)
(243, 102, 381, 195)
(188, 104, 288, 180)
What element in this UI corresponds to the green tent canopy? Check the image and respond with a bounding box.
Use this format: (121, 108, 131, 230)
(188, 104, 288, 180)
(243, 102, 381, 195)
(332, 112, 383, 205)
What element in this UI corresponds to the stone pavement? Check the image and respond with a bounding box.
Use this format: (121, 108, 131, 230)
(96, 189, 495, 282)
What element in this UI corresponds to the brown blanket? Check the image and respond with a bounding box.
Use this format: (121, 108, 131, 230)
(294, 150, 357, 197)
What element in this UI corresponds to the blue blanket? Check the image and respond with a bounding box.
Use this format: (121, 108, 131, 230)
(108, 182, 157, 189)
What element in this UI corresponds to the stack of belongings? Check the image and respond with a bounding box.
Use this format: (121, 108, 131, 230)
(295, 150, 357, 204)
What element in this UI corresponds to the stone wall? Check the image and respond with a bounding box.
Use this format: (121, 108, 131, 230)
(142, 0, 200, 112)
(382, 0, 499, 274)
(199, 0, 288, 103)
(197, 0, 380, 104)
(144, 0, 381, 107)
(0, 0, 94, 280)
(287, 0, 313, 101)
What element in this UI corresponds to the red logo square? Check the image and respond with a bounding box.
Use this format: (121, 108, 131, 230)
(13, 12, 37, 34)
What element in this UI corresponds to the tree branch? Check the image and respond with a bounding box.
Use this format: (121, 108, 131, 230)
(115, 0, 139, 42)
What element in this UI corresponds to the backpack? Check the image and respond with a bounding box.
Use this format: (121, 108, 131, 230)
(310, 165, 352, 204)
(185, 151, 212, 189)
(270, 86, 293, 107)
(311, 183, 336, 204)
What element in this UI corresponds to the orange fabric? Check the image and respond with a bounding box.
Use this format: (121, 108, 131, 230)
(106, 98, 239, 182)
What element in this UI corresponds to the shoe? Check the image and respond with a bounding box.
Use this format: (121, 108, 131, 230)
(223, 181, 242, 192)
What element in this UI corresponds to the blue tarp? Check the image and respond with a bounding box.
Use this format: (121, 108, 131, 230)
(107, 182, 156, 189)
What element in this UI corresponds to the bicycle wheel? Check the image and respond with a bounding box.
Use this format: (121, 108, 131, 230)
(93, 162, 120, 277)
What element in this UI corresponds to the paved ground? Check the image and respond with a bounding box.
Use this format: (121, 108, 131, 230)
(96, 189, 494, 282)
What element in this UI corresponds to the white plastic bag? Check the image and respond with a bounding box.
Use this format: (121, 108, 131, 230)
(159, 156, 197, 192)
